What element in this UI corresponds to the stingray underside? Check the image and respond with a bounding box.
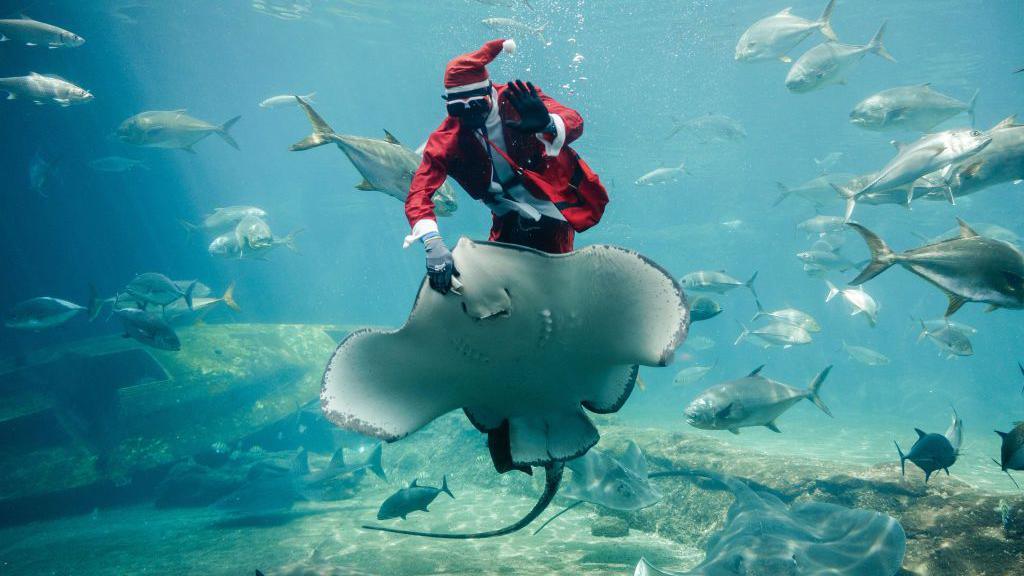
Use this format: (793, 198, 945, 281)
(321, 238, 688, 470)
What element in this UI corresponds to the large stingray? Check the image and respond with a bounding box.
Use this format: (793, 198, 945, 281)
(532, 440, 663, 534)
(635, 473, 906, 576)
(321, 238, 689, 538)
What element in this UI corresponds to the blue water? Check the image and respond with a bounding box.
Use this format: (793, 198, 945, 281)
(1, 1, 1023, 574)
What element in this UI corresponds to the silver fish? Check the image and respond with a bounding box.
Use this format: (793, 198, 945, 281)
(797, 215, 845, 235)
(842, 342, 890, 366)
(734, 321, 812, 349)
(944, 115, 1024, 199)
(918, 320, 973, 358)
(635, 163, 688, 186)
(774, 173, 854, 207)
(117, 110, 240, 152)
(666, 113, 746, 143)
(685, 365, 832, 434)
(88, 156, 148, 173)
(5, 296, 92, 329)
(208, 230, 301, 259)
(0, 15, 84, 48)
(734, 0, 836, 63)
(849, 219, 1024, 316)
(126, 273, 195, 309)
(481, 18, 546, 43)
(290, 97, 458, 216)
(0, 73, 93, 106)
(752, 301, 820, 332)
(259, 92, 316, 108)
(680, 270, 757, 297)
(785, 22, 895, 93)
(850, 84, 977, 132)
(833, 128, 992, 221)
(235, 214, 274, 252)
(825, 280, 879, 326)
(116, 308, 181, 351)
(673, 362, 716, 387)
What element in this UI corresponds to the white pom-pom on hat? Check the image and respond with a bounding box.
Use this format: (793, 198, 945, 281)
(502, 38, 517, 55)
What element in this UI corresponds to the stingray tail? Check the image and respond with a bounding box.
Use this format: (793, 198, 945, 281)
(532, 500, 584, 535)
(361, 462, 563, 539)
(217, 115, 242, 150)
(846, 222, 896, 285)
(895, 441, 907, 477)
(290, 96, 338, 151)
(806, 365, 833, 417)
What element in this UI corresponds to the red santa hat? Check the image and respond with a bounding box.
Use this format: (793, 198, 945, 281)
(444, 38, 517, 97)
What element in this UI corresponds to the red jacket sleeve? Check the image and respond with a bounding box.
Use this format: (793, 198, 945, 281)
(405, 128, 451, 228)
(536, 87, 583, 145)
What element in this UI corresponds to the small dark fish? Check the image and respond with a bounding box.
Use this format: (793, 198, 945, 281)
(116, 308, 181, 351)
(895, 426, 958, 483)
(376, 476, 454, 520)
(994, 421, 1024, 490)
(689, 296, 723, 322)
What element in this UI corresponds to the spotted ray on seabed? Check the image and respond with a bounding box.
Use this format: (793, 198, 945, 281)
(321, 238, 689, 538)
(532, 440, 663, 534)
(634, 472, 906, 576)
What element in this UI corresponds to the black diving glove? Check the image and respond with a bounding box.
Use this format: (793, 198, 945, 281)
(505, 80, 551, 133)
(423, 234, 458, 294)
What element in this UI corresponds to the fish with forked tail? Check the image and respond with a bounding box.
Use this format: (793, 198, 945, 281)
(117, 110, 241, 152)
(375, 476, 454, 520)
(847, 219, 1024, 316)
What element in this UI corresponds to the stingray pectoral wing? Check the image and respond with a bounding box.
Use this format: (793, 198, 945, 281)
(322, 238, 688, 467)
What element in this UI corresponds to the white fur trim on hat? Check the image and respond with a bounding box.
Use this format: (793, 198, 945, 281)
(445, 78, 491, 96)
(502, 38, 517, 55)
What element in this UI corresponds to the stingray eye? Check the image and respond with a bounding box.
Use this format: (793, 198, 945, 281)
(970, 130, 982, 137)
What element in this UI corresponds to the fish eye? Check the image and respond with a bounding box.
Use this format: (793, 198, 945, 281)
(970, 130, 981, 137)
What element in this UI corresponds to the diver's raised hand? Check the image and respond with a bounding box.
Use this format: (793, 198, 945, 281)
(505, 80, 551, 133)
(423, 234, 458, 294)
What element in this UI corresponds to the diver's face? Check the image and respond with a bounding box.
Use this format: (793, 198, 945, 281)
(447, 93, 492, 130)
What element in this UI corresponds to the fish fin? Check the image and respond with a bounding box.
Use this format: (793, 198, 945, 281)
(364, 443, 386, 481)
(747, 364, 765, 377)
(290, 96, 338, 151)
(914, 428, 927, 439)
(944, 292, 968, 317)
(777, 7, 793, 15)
(824, 280, 839, 302)
(765, 421, 782, 433)
(441, 475, 454, 499)
(894, 441, 906, 476)
(728, 428, 740, 435)
(279, 228, 304, 253)
(992, 114, 1018, 130)
(181, 144, 196, 154)
(410, 479, 418, 488)
(87, 283, 102, 321)
(25, 41, 36, 46)
(772, 182, 791, 207)
(956, 218, 979, 238)
(924, 470, 933, 483)
(184, 281, 196, 311)
(733, 321, 749, 346)
(355, 179, 377, 191)
(326, 447, 346, 470)
(806, 365, 833, 417)
(0, 34, 7, 42)
(744, 271, 759, 300)
(966, 89, 978, 127)
(779, 55, 792, 63)
(302, 91, 316, 102)
(817, 0, 837, 41)
(847, 222, 896, 284)
(985, 304, 999, 313)
(222, 281, 241, 312)
(382, 129, 401, 145)
(868, 21, 896, 63)
(216, 115, 241, 150)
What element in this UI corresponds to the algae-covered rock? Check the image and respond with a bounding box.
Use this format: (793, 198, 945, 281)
(591, 515, 629, 537)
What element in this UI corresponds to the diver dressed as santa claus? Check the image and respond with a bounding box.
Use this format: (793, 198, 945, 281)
(404, 38, 609, 294)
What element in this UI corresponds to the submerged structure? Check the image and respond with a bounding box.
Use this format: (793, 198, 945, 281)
(0, 323, 340, 521)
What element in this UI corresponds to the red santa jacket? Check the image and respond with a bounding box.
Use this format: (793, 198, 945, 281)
(404, 83, 607, 245)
